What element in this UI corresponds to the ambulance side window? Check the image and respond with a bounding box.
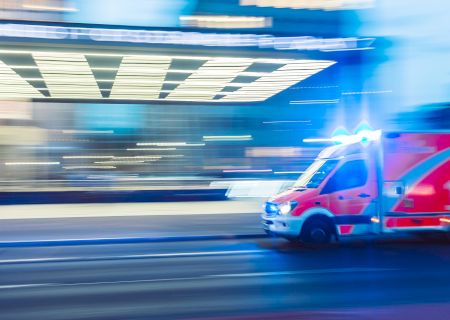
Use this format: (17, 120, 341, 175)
(321, 160, 368, 194)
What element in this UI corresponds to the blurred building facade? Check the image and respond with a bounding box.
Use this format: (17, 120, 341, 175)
(0, 0, 447, 190)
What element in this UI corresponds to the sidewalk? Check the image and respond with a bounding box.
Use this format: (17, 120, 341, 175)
(0, 200, 262, 220)
(0, 201, 266, 246)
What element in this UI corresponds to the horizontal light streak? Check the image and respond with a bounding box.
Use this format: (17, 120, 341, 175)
(290, 99, 339, 105)
(168, 57, 253, 100)
(273, 171, 304, 174)
(0, 60, 43, 97)
(21, 4, 79, 12)
(126, 148, 177, 151)
(180, 15, 269, 22)
(30, 97, 259, 102)
(62, 156, 114, 159)
(33, 52, 101, 98)
(322, 47, 374, 52)
(221, 60, 335, 101)
(157, 155, 185, 158)
(112, 156, 161, 160)
(111, 56, 170, 99)
(8, 66, 203, 73)
(203, 135, 252, 141)
(137, 142, 204, 147)
(239, 0, 374, 10)
(13, 77, 295, 87)
(5, 66, 287, 77)
(111, 155, 183, 159)
(13, 88, 296, 96)
(94, 160, 146, 165)
(180, 15, 272, 29)
(0, 49, 294, 64)
(62, 130, 114, 134)
(4, 162, 60, 166)
(223, 169, 272, 173)
(63, 166, 116, 170)
(204, 166, 251, 170)
(263, 120, 311, 124)
(0, 49, 334, 65)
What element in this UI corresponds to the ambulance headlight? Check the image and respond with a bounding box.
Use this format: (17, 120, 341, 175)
(278, 201, 298, 215)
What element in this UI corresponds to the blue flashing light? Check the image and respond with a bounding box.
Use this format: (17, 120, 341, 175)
(331, 127, 351, 139)
(354, 121, 375, 142)
(354, 121, 374, 135)
(304, 124, 381, 145)
(329, 122, 381, 145)
(331, 130, 381, 145)
(356, 129, 382, 142)
(331, 127, 353, 144)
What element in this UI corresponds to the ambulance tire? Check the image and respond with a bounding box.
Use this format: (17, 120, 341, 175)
(300, 216, 334, 244)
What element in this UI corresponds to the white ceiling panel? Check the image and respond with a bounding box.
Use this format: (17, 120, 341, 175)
(0, 50, 336, 102)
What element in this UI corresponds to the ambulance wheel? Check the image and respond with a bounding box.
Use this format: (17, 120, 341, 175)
(300, 217, 334, 244)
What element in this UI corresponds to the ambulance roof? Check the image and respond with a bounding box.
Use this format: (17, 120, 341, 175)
(317, 142, 370, 159)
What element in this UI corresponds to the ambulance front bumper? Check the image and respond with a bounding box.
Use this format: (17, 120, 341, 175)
(261, 214, 303, 238)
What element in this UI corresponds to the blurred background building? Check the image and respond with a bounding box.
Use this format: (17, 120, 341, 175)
(0, 0, 448, 197)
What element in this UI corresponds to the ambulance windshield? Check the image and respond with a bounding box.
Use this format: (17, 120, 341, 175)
(293, 159, 339, 189)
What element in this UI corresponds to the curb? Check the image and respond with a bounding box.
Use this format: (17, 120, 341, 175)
(0, 189, 228, 205)
(0, 234, 268, 248)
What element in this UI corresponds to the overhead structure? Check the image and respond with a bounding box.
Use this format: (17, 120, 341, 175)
(0, 50, 335, 102)
(239, 0, 374, 11)
(34, 52, 102, 99)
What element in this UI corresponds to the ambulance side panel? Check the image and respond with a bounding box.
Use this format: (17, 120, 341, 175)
(382, 133, 450, 230)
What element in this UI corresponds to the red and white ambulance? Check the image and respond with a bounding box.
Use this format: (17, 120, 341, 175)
(262, 131, 450, 243)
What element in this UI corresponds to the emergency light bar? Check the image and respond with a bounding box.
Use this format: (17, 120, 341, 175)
(303, 129, 381, 144)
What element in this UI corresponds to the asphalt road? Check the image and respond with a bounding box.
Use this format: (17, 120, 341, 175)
(0, 213, 262, 242)
(0, 236, 449, 320)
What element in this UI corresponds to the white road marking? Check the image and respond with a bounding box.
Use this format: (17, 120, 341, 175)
(0, 249, 267, 264)
(0, 267, 396, 290)
(0, 284, 50, 289)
